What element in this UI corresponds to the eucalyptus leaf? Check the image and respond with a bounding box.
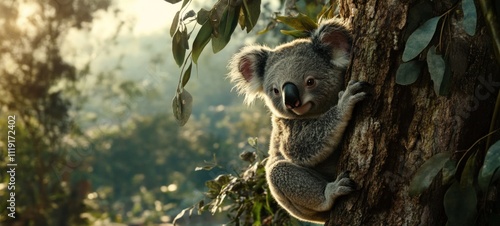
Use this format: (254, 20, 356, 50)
(172, 89, 193, 126)
(205, 180, 222, 191)
(197, 200, 204, 214)
(409, 152, 451, 197)
(460, 153, 476, 186)
(444, 181, 477, 226)
(427, 46, 446, 95)
(181, 63, 192, 87)
(277, 13, 318, 31)
(317, 3, 337, 22)
(242, 0, 261, 32)
(479, 140, 500, 191)
(182, 10, 196, 22)
(214, 174, 230, 185)
(404, 1, 434, 41)
(212, 5, 240, 53)
(164, 0, 182, 4)
(462, 0, 477, 36)
(197, 8, 210, 24)
(395, 60, 422, 85)
(170, 11, 180, 37)
(442, 159, 457, 186)
(402, 16, 441, 62)
(238, 9, 246, 30)
(192, 22, 213, 64)
(172, 28, 188, 66)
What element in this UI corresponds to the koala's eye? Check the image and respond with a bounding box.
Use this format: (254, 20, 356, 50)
(273, 88, 280, 95)
(306, 78, 315, 87)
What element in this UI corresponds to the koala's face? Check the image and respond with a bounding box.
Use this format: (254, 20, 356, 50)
(228, 19, 352, 119)
(261, 41, 345, 119)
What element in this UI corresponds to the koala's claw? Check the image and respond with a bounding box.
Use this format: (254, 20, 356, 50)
(338, 81, 370, 112)
(331, 171, 357, 196)
(346, 81, 370, 94)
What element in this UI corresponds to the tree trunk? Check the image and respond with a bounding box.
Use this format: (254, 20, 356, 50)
(327, 0, 500, 225)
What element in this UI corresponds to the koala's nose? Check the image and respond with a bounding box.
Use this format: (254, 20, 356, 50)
(283, 83, 301, 109)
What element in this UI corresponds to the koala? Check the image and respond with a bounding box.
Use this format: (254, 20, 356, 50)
(228, 19, 369, 223)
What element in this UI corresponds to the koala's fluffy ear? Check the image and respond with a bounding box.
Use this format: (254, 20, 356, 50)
(228, 45, 270, 104)
(312, 19, 352, 68)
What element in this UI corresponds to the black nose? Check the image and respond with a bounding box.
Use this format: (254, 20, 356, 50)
(283, 83, 301, 109)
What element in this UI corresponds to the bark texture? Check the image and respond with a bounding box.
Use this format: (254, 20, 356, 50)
(326, 0, 500, 225)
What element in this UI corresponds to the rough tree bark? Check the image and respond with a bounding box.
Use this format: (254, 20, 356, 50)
(326, 0, 500, 225)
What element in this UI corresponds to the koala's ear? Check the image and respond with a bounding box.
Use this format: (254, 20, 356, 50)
(228, 45, 270, 104)
(312, 19, 352, 68)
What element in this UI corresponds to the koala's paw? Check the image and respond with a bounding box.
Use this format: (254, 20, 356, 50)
(328, 171, 357, 198)
(337, 80, 370, 113)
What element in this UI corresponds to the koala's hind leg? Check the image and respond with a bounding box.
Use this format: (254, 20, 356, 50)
(266, 160, 355, 221)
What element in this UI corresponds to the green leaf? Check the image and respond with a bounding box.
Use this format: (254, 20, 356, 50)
(241, 0, 261, 32)
(442, 159, 457, 185)
(460, 153, 476, 186)
(164, 0, 182, 4)
(182, 10, 196, 22)
(181, 63, 192, 87)
(462, 0, 477, 36)
(404, 1, 434, 41)
(409, 152, 451, 197)
(277, 13, 318, 31)
(192, 22, 213, 64)
(197, 200, 205, 215)
(205, 180, 222, 191)
(172, 28, 189, 67)
(395, 60, 422, 85)
(444, 181, 477, 226)
(170, 11, 180, 37)
(280, 29, 310, 38)
(172, 89, 193, 126)
(197, 8, 210, 24)
(479, 140, 500, 191)
(214, 174, 230, 185)
(427, 46, 446, 95)
(252, 201, 263, 226)
(402, 16, 441, 62)
(212, 5, 240, 53)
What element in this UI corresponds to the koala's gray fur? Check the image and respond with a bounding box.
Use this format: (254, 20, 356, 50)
(228, 19, 368, 223)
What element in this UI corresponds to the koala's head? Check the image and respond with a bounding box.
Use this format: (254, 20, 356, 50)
(228, 19, 352, 119)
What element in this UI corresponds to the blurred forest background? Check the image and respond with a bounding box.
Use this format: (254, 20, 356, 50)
(0, 0, 284, 225)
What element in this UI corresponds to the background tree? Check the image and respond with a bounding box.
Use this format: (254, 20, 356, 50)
(0, 0, 110, 225)
(168, 0, 500, 225)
